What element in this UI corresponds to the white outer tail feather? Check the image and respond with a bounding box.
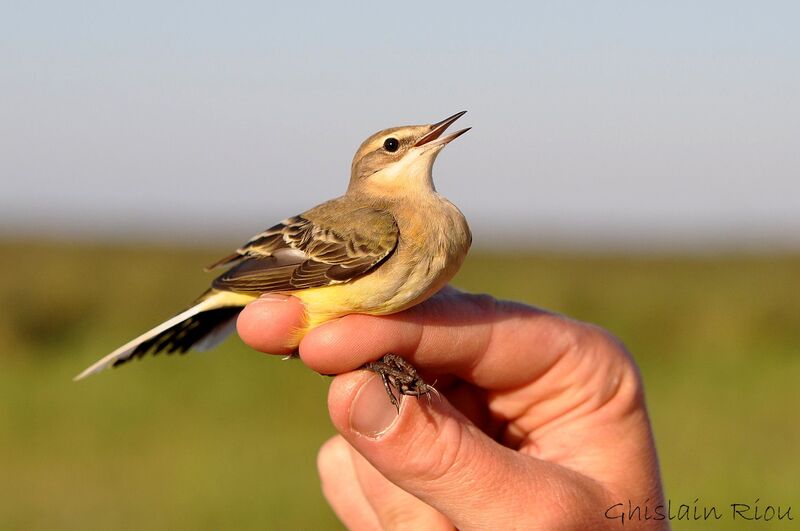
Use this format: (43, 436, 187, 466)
(73, 291, 249, 381)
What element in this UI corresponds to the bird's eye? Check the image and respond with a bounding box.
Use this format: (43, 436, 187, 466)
(383, 137, 400, 152)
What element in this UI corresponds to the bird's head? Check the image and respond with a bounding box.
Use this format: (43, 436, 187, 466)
(349, 111, 469, 197)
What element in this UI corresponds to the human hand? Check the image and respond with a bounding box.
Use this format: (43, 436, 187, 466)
(237, 287, 666, 530)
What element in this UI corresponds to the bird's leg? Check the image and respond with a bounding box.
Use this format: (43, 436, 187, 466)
(362, 354, 434, 412)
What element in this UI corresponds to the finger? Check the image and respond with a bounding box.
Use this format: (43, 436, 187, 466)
(317, 436, 381, 531)
(301, 290, 583, 390)
(236, 294, 305, 356)
(328, 371, 606, 530)
(347, 444, 453, 530)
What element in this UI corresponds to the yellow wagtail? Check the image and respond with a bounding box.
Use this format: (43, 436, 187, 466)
(75, 111, 472, 407)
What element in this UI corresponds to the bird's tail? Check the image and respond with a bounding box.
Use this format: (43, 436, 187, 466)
(73, 290, 256, 381)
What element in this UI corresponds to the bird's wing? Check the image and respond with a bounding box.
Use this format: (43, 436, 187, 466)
(209, 199, 399, 293)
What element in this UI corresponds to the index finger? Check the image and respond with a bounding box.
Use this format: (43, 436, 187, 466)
(298, 288, 585, 391)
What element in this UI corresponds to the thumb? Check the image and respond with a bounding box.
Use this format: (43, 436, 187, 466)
(327, 372, 573, 530)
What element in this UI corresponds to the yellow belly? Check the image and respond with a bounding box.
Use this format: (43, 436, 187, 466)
(292, 267, 435, 334)
(291, 240, 466, 345)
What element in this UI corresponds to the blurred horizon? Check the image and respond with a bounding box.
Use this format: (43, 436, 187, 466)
(2, 1, 799, 252)
(3, 221, 800, 253)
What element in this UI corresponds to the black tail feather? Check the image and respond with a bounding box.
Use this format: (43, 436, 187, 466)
(113, 307, 241, 368)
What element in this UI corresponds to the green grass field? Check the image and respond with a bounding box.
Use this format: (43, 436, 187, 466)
(1, 240, 798, 530)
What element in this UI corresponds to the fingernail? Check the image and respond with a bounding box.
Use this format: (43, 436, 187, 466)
(256, 293, 290, 302)
(350, 375, 400, 438)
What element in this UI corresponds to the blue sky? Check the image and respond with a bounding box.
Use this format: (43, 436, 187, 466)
(2, 1, 798, 249)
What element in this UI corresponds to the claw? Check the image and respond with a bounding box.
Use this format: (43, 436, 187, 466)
(363, 354, 434, 410)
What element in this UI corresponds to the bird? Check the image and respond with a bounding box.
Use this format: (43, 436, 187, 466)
(74, 111, 472, 408)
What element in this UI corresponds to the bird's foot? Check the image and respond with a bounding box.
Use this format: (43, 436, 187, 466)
(362, 354, 436, 412)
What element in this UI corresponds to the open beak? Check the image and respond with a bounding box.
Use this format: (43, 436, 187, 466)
(414, 111, 470, 147)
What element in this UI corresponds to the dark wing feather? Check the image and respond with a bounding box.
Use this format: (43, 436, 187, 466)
(209, 200, 398, 294)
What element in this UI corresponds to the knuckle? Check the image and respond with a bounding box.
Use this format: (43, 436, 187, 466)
(563, 320, 630, 365)
(560, 321, 645, 413)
